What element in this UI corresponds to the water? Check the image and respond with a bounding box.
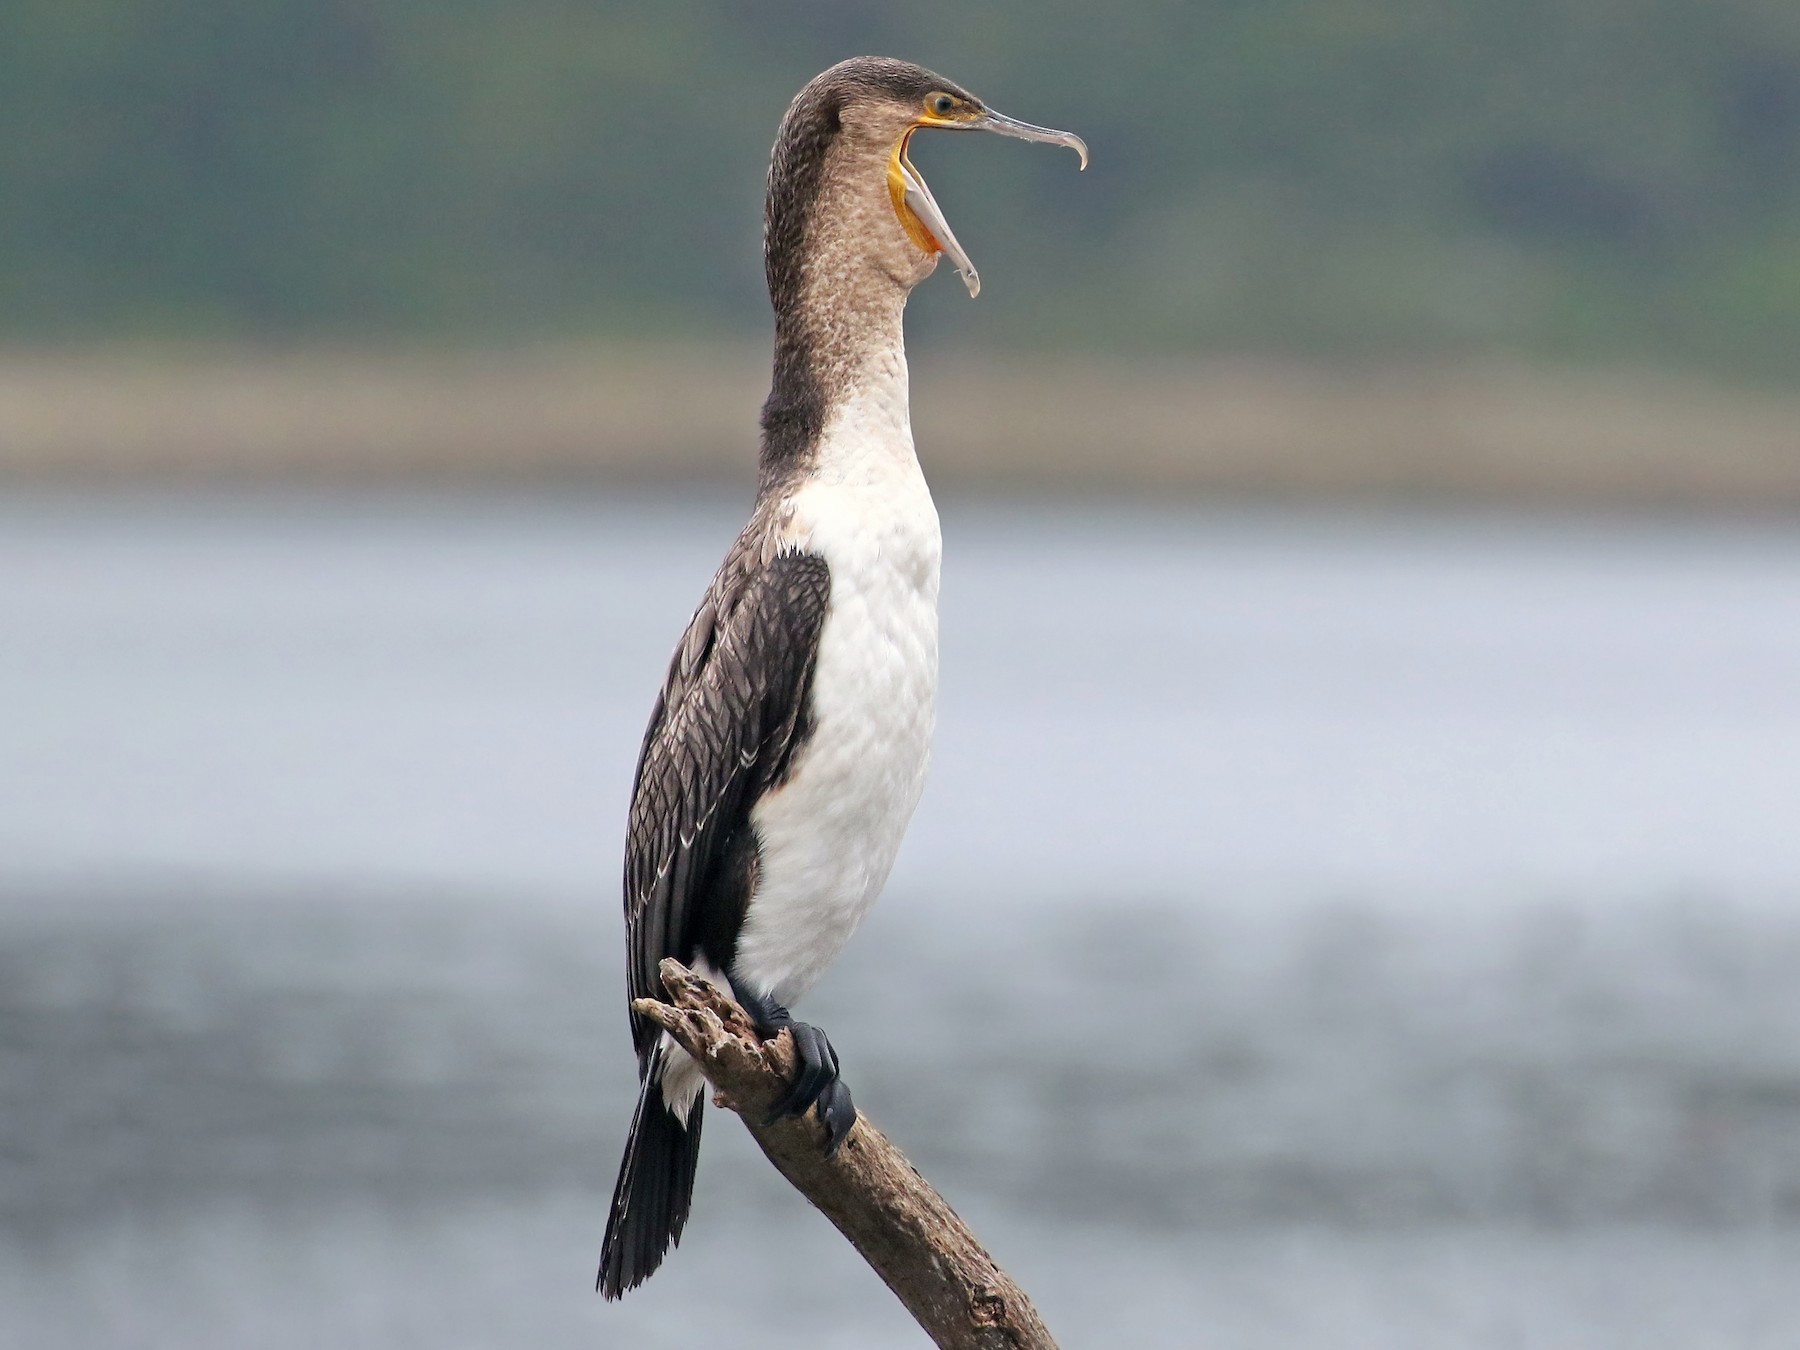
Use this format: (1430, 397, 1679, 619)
(5, 489, 1800, 1347)
(7, 491, 1800, 902)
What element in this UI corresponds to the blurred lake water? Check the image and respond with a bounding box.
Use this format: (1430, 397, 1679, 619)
(4, 489, 1800, 1348)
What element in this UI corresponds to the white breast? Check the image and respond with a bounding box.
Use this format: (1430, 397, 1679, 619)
(733, 358, 941, 1007)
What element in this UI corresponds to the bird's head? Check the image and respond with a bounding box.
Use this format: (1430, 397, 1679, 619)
(765, 57, 1087, 305)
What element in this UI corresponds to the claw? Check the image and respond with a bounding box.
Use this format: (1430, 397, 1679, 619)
(816, 1077, 857, 1156)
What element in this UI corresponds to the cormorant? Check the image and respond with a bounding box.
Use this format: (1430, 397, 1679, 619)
(598, 55, 1085, 1299)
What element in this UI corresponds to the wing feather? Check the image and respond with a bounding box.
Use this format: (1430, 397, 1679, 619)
(622, 550, 830, 1061)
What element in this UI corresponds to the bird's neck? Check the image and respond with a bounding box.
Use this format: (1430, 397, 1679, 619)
(761, 292, 912, 487)
(759, 166, 931, 491)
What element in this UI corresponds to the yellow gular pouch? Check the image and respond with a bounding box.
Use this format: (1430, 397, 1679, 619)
(887, 128, 942, 255)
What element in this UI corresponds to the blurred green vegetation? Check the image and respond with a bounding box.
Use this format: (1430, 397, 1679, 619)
(3, 0, 1798, 377)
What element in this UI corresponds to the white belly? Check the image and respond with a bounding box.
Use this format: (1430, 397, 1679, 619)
(733, 445, 941, 1006)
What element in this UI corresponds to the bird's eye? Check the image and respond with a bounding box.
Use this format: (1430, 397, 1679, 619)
(929, 94, 956, 116)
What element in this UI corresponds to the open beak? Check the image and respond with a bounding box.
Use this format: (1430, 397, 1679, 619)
(891, 109, 1088, 298)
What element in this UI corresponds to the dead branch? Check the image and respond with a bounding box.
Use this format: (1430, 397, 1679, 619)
(633, 958, 1059, 1350)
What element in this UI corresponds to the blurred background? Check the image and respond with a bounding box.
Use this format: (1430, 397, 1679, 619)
(5, 3, 1800, 1347)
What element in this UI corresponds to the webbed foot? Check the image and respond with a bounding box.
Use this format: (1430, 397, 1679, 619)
(736, 987, 858, 1155)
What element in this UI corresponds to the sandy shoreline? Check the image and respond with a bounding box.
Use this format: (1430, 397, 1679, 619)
(2, 345, 1796, 508)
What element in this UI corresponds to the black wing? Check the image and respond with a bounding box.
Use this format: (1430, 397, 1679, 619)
(622, 549, 830, 1064)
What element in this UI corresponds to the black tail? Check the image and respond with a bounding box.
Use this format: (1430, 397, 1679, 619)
(597, 1069, 704, 1299)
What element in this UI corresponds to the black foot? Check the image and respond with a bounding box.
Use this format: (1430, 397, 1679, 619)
(735, 985, 858, 1156)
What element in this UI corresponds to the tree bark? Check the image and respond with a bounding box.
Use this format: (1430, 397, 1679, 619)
(634, 958, 1059, 1350)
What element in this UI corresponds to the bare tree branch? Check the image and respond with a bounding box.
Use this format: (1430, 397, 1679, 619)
(634, 958, 1059, 1350)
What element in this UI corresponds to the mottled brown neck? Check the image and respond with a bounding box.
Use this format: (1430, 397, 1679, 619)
(758, 74, 935, 492)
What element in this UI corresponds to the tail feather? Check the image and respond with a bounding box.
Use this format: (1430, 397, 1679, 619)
(597, 1068, 704, 1298)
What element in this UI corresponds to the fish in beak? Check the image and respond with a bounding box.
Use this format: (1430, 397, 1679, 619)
(889, 108, 1088, 298)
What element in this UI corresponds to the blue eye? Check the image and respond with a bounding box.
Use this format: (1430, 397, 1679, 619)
(931, 94, 955, 116)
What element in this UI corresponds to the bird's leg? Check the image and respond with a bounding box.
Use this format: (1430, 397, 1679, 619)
(733, 983, 857, 1155)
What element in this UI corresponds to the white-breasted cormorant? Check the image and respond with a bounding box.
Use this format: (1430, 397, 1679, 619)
(598, 56, 1085, 1299)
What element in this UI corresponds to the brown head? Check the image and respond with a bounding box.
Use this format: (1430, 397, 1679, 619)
(765, 56, 1086, 312)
